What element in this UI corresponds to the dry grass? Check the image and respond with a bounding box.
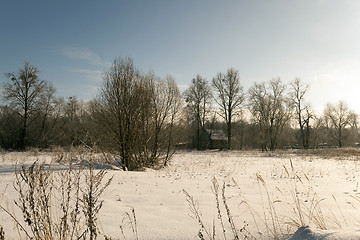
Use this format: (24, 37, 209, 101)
(240, 147, 360, 160)
(184, 177, 252, 240)
(258, 147, 360, 160)
(295, 147, 360, 159)
(119, 207, 139, 240)
(0, 152, 113, 240)
(0, 226, 4, 240)
(183, 158, 351, 240)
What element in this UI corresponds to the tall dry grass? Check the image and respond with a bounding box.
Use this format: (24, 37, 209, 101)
(0, 152, 113, 240)
(183, 159, 351, 240)
(184, 177, 252, 240)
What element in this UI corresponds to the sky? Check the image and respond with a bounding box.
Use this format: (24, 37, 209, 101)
(1, 0, 360, 113)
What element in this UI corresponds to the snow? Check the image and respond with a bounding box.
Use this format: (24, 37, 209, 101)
(1, 150, 360, 239)
(289, 226, 360, 240)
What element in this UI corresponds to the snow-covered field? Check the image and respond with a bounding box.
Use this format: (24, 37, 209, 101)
(1, 150, 360, 239)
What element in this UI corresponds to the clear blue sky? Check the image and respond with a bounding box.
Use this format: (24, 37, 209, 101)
(1, 0, 360, 113)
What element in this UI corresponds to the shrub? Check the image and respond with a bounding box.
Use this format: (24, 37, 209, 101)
(1, 155, 112, 239)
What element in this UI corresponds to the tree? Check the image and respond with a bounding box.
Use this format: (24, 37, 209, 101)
(248, 78, 291, 151)
(183, 75, 212, 149)
(290, 78, 314, 148)
(212, 68, 245, 149)
(0, 105, 21, 149)
(164, 76, 182, 164)
(151, 75, 181, 165)
(96, 57, 141, 170)
(248, 82, 268, 150)
(2, 61, 46, 149)
(323, 101, 356, 147)
(95, 57, 181, 170)
(36, 83, 64, 148)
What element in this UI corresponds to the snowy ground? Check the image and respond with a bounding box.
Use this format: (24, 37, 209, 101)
(1, 150, 360, 239)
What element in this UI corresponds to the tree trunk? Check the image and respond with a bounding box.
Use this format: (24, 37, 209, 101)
(338, 129, 342, 148)
(165, 114, 175, 166)
(227, 108, 232, 150)
(227, 122, 231, 150)
(19, 107, 28, 150)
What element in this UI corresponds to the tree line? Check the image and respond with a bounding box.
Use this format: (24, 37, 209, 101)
(185, 73, 358, 151)
(1, 58, 359, 168)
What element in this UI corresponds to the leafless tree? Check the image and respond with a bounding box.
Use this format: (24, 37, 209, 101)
(248, 78, 291, 150)
(134, 72, 155, 166)
(2, 61, 46, 149)
(0, 105, 21, 148)
(323, 101, 357, 147)
(63, 96, 83, 145)
(248, 82, 269, 151)
(95, 57, 181, 170)
(36, 83, 64, 148)
(289, 78, 314, 148)
(212, 68, 245, 149)
(164, 79, 182, 164)
(184, 75, 212, 149)
(151, 75, 181, 165)
(97, 57, 141, 170)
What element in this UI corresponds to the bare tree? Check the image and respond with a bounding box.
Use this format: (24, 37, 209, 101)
(289, 78, 314, 148)
(0, 105, 21, 149)
(63, 96, 82, 145)
(323, 101, 356, 147)
(151, 75, 181, 165)
(95, 57, 181, 170)
(135, 72, 155, 166)
(212, 68, 245, 149)
(248, 78, 291, 150)
(97, 57, 141, 170)
(164, 76, 182, 165)
(2, 61, 46, 149)
(36, 83, 64, 148)
(184, 75, 212, 149)
(248, 82, 268, 150)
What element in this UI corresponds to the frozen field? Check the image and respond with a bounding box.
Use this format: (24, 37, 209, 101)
(1, 150, 360, 239)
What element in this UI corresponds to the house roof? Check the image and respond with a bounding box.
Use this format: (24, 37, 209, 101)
(206, 129, 227, 141)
